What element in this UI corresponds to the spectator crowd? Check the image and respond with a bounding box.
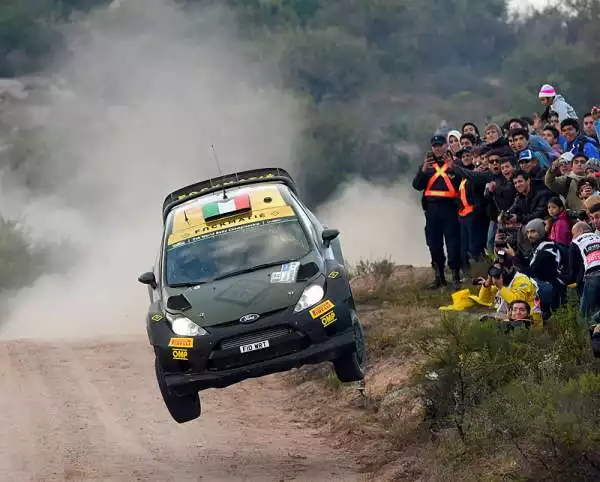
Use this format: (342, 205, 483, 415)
(412, 84, 600, 355)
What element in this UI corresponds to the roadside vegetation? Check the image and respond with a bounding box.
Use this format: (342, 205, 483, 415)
(286, 259, 600, 481)
(2, 1, 600, 208)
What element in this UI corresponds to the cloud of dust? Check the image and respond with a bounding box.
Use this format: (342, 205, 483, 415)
(0, 0, 304, 340)
(315, 178, 430, 268)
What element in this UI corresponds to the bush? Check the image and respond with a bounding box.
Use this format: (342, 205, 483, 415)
(414, 306, 600, 480)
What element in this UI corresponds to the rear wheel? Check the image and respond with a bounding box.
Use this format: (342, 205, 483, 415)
(333, 310, 366, 382)
(154, 357, 201, 423)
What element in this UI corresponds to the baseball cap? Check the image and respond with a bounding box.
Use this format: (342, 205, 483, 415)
(456, 146, 473, 157)
(430, 135, 446, 146)
(518, 149, 534, 162)
(558, 152, 574, 164)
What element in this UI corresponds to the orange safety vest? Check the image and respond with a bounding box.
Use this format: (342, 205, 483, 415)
(458, 179, 475, 217)
(424, 163, 458, 199)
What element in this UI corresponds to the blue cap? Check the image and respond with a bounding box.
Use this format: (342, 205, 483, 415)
(518, 149, 534, 162)
(430, 135, 446, 146)
(456, 146, 473, 157)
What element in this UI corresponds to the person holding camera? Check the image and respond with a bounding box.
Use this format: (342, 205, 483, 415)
(413, 134, 463, 289)
(513, 218, 566, 320)
(471, 254, 542, 327)
(501, 170, 554, 227)
(545, 151, 589, 211)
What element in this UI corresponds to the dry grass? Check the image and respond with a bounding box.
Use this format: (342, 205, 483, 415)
(283, 262, 442, 479)
(284, 260, 600, 481)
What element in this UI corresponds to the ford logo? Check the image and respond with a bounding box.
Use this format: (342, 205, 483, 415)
(239, 313, 260, 324)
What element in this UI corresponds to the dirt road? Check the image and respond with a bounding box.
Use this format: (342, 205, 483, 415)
(0, 333, 363, 482)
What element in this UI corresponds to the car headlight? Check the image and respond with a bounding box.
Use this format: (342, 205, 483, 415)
(166, 313, 208, 336)
(294, 284, 325, 313)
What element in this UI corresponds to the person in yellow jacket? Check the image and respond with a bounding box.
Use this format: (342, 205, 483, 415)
(440, 259, 543, 328)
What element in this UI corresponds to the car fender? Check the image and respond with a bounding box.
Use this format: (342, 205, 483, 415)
(323, 260, 354, 307)
(146, 300, 165, 345)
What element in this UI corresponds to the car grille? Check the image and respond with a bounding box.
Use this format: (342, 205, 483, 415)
(219, 326, 293, 351)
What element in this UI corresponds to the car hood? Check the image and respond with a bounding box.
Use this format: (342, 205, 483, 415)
(165, 259, 322, 327)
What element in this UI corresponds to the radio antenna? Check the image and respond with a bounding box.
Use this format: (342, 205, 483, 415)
(210, 144, 228, 200)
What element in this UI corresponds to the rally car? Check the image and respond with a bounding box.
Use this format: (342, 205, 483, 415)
(138, 167, 366, 423)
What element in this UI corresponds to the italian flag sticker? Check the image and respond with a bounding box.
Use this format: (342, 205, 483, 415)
(203, 194, 251, 219)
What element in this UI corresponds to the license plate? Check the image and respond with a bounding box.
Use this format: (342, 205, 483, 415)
(239, 340, 270, 353)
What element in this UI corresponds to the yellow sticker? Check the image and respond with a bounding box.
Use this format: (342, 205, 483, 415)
(151, 313, 163, 322)
(167, 205, 296, 245)
(168, 337, 194, 348)
(328, 271, 340, 279)
(309, 300, 335, 319)
(320, 311, 337, 327)
(172, 349, 188, 360)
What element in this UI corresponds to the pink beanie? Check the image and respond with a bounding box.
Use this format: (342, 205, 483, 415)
(538, 84, 556, 98)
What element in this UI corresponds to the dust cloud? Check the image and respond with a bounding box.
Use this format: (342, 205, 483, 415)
(315, 178, 430, 268)
(0, 0, 304, 340)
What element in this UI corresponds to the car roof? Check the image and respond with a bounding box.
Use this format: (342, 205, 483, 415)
(162, 167, 297, 222)
(165, 183, 298, 247)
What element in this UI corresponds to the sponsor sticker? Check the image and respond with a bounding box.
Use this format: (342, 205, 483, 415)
(172, 349, 188, 360)
(270, 261, 300, 284)
(168, 337, 194, 348)
(309, 300, 335, 319)
(168, 205, 296, 245)
(320, 310, 337, 327)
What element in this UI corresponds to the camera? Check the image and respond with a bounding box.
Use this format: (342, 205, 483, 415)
(567, 209, 588, 222)
(496, 250, 507, 265)
(499, 210, 513, 223)
(488, 265, 503, 278)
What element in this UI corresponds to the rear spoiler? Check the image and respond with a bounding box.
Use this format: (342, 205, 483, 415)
(162, 167, 298, 221)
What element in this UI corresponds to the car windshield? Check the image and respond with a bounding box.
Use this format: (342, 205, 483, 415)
(164, 217, 311, 286)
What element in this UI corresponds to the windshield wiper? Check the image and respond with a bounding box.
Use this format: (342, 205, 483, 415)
(168, 281, 209, 288)
(213, 259, 296, 282)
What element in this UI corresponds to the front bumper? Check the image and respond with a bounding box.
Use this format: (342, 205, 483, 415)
(167, 328, 355, 393)
(150, 296, 355, 393)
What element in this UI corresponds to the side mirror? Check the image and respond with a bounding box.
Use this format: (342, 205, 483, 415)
(138, 271, 157, 289)
(322, 228, 340, 248)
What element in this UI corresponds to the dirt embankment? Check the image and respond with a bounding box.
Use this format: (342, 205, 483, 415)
(0, 334, 368, 482)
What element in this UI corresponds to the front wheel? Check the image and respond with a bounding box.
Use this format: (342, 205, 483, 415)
(155, 357, 201, 423)
(333, 310, 366, 382)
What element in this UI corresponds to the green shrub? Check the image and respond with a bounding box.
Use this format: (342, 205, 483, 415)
(414, 306, 600, 480)
(354, 257, 395, 281)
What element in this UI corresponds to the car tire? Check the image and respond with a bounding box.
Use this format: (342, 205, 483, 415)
(333, 309, 366, 383)
(154, 357, 201, 423)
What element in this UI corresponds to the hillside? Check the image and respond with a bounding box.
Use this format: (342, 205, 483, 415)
(283, 262, 600, 481)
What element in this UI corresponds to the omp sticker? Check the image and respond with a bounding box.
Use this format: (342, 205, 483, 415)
(309, 300, 335, 319)
(320, 310, 337, 327)
(328, 271, 340, 279)
(151, 313, 163, 322)
(270, 262, 300, 284)
(168, 337, 194, 348)
(167, 205, 296, 245)
(172, 349, 188, 360)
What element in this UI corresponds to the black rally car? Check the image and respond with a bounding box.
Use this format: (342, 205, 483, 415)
(138, 167, 366, 423)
